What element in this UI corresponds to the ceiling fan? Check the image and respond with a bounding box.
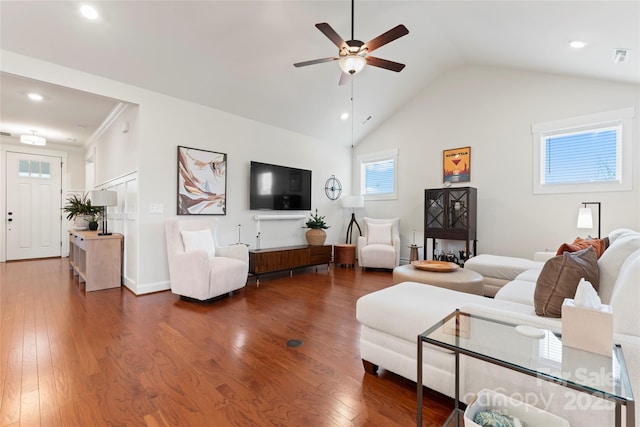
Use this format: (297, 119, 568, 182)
(293, 0, 409, 85)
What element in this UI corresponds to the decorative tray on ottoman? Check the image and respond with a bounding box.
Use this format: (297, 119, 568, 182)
(411, 260, 459, 272)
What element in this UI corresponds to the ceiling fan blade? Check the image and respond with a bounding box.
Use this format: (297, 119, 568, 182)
(338, 71, 351, 86)
(293, 57, 339, 68)
(315, 23, 347, 49)
(366, 56, 406, 72)
(363, 25, 409, 54)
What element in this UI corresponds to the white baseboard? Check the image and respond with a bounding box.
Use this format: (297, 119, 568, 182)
(126, 279, 170, 295)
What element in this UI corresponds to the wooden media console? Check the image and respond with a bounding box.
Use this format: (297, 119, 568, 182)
(249, 245, 332, 284)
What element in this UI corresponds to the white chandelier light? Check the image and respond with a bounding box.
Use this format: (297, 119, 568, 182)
(20, 131, 46, 146)
(339, 55, 366, 75)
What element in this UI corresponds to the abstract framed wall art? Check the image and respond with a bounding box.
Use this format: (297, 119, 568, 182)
(443, 146, 471, 183)
(177, 146, 227, 215)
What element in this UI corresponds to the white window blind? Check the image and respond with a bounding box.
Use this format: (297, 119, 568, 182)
(532, 107, 634, 194)
(358, 149, 398, 200)
(364, 159, 394, 195)
(543, 125, 619, 185)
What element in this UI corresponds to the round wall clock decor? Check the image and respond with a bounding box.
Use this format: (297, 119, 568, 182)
(324, 175, 342, 200)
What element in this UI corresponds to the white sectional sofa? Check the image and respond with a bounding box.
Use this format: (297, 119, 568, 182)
(356, 229, 640, 426)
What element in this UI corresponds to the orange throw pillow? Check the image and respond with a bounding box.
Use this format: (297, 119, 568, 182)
(556, 237, 607, 258)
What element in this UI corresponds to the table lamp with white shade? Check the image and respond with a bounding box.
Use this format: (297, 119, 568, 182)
(90, 190, 118, 236)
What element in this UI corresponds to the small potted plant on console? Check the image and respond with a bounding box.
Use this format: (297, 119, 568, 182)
(63, 193, 101, 230)
(304, 209, 330, 246)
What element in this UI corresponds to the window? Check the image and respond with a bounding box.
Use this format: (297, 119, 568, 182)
(358, 149, 398, 200)
(543, 125, 619, 184)
(18, 159, 51, 179)
(532, 107, 634, 194)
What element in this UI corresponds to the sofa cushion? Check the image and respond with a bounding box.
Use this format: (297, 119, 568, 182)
(609, 249, 640, 336)
(598, 232, 640, 304)
(534, 246, 599, 318)
(608, 228, 637, 245)
(494, 279, 536, 307)
(464, 254, 544, 281)
(556, 237, 608, 258)
(513, 269, 541, 283)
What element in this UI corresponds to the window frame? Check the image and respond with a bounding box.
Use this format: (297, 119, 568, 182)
(357, 148, 398, 201)
(531, 107, 634, 194)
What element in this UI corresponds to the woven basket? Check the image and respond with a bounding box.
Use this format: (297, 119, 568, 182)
(305, 229, 327, 246)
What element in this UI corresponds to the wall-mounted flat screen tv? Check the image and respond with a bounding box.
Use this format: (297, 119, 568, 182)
(250, 161, 312, 210)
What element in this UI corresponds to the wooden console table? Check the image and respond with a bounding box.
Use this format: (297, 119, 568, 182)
(68, 230, 123, 292)
(249, 245, 332, 285)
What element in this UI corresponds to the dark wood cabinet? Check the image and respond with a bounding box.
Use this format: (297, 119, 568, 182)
(249, 245, 332, 284)
(424, 187, 477, 261)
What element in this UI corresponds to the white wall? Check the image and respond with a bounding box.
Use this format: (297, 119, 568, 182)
(92, 104, 139, 186)
(87, 104, 140, 291)
(1, 50, 352, 294)
(135, 95, 351, 293)
(355, 65, 640, 260)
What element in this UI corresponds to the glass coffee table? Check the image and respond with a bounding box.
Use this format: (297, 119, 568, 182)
(417, 309, 635, 427)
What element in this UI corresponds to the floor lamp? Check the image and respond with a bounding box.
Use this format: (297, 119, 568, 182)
(90, 190, 118, 236)
(577, 201, 601, 239)
(342, 195, 364, 244)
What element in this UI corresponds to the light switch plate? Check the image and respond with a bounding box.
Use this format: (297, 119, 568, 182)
(149, 203, 164, 214)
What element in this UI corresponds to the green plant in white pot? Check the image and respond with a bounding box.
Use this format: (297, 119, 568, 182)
(63, 193, 101, 230)
(304, 209, 330, 246)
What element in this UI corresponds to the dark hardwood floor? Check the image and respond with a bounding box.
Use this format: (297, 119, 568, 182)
(0, 258, 453, 426)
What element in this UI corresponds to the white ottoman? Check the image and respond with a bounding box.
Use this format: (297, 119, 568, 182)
(392, 264, 484, 296)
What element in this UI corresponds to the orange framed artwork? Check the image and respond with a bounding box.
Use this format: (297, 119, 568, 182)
(443, 146, 471, 183)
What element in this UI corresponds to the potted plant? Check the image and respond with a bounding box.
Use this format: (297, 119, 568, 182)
(304, 209, 330, 246)
(88, 212, 100, 231)
(63, 193, 101, 230)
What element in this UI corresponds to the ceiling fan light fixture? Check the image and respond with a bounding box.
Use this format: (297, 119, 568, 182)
(20, 131, 46, 146)
(80, 5, 99, 20)
(339, 55, 366, 75)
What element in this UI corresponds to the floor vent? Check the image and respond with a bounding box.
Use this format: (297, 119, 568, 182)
(286, 339, 303, 348)
(0, 131, 12, 137)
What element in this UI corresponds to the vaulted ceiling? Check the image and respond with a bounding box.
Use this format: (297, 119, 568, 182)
(1, 1, 638, 147)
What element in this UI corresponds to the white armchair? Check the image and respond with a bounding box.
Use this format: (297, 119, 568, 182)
(357, 217, 401, 270)
(165, 218, 248, 300)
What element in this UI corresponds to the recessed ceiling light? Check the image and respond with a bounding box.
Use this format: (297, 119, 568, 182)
(341, 112, 349, 120)
(569, 40, 586, 49)
(80, 5, 98, 20)
(27, 93, 43, 101)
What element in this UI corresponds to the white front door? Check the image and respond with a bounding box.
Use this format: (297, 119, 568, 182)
(6, 151, 62, 260)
